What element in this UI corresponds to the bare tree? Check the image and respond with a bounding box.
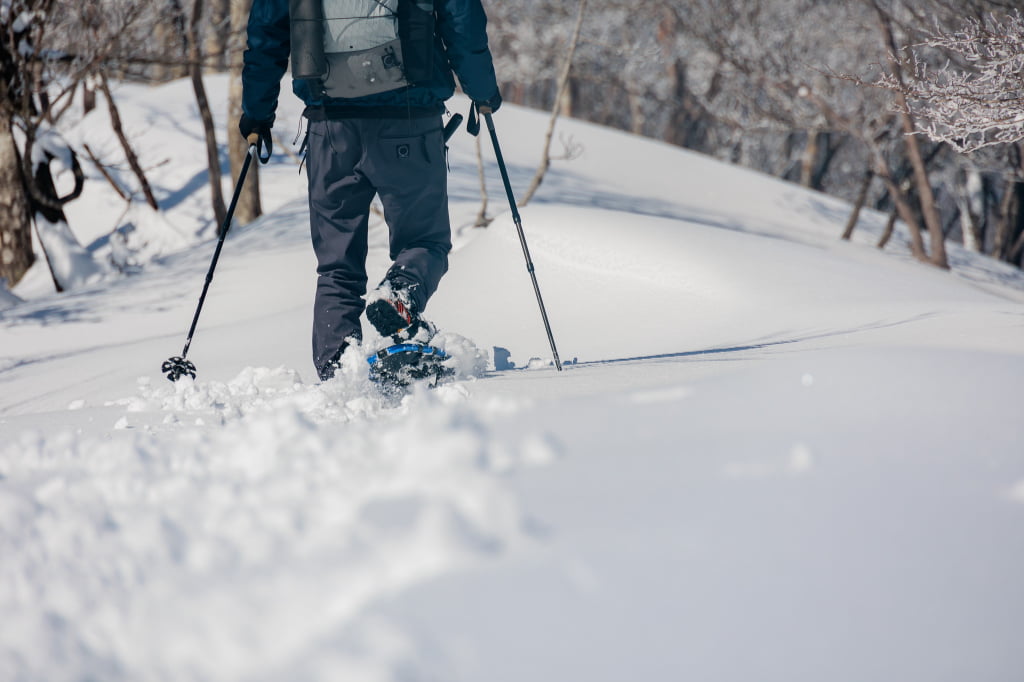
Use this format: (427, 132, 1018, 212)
(841, 170, 875, 240)
(518, 0, 587, 208)
(991, 144, 1024, 264)
(486, 0, 1024, 268)
(888, 10, 1024, 153)
(1, 0, 92, 289)
(96, 73, 160, 210)
(868, 2, 1024, 264)
(184, 0, 227, 230)
(869, 0, 948, 268)
(0, 3, 34, 287)
(0, 0, 170, 289)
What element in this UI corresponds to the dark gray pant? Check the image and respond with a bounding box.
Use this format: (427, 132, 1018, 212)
(305, 116, 451, 377)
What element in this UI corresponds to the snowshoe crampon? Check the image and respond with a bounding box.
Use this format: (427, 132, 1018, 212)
(367, 343, 454, 393)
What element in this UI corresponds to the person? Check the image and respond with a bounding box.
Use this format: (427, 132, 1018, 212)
(240, 0, 502, 380)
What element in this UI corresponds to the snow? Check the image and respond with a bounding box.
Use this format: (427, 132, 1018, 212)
(31, 214, 106, 290)
(2, 75, 1024, 681)
(0, 284, 20, 311)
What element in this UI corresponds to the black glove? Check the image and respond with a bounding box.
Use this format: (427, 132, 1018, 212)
(474, 91, 502, 115)
(239, 113, 273, 163)
(467, 92, 502, 137)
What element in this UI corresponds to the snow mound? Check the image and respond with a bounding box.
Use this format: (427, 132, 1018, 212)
(433, 331, 490, 378)
(121, 363, 381, 426)
(0, 391, 558, 680)
(117, 336, 489, 430)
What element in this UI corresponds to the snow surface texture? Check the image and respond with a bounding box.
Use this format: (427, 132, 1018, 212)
(2, 77, 1024, 681)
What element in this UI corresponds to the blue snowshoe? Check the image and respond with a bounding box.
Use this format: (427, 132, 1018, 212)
(367, 343, 455, 393)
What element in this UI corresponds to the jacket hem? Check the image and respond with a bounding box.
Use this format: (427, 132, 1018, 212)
(303, 103, 445, 120)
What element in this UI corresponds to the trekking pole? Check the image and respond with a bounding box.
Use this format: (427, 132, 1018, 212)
(482, 111, 563, 371)
(161, 142, 259, 382)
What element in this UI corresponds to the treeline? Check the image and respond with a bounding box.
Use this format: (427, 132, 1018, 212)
(488, 0, 1024, 270)
(3, 0, 1023, 294)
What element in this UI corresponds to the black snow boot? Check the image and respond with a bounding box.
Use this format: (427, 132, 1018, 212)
(365, 284, 436, 344)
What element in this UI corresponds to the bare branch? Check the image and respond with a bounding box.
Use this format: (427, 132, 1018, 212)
(880, 10, 1024, 152)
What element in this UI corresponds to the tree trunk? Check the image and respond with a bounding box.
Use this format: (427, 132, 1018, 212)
(993, 177, 1015, 260)
(0, 13, 34, 288)
(1008, 183, 1024, 265)
(0, 111, 34, 287)
(900, 122, 948, 268)
(875, 159, 927, 260)
(872, 1, 948, 268)
(841, 169, 873, 241)
(560, 74, 578, 120)
(153, 0, 189, 81)
(800, 130, 820, 189)
(207, 0, 231, 71)
(662, 58, 710, 152)
(188, 0, 228, 231)
(82, 79, 96, 114)
(228, 0, 261, 225)
(658, 9, 708, 152)
(992, 146, 1022, 261)
(627, 86, 644, 136)
(877, 207, 899, 250)
(955, 167, 983, 253)
(621, 34, 643, 136)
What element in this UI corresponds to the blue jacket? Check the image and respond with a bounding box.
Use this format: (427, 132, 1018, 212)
(242, 0, 500, 123)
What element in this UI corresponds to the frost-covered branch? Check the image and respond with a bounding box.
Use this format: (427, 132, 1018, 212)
(883, 11, 1024, 152)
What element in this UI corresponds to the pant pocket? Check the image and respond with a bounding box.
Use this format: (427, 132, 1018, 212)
(378, 120, 443, 165)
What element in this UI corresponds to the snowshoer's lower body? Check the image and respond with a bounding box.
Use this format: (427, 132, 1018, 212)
(305, 113, 451, 381)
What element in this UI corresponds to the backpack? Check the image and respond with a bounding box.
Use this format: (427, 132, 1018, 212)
(290, 0, 435, 99)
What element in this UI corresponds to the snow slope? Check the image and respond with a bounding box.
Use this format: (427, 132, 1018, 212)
(2, 76, 1024, 682)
